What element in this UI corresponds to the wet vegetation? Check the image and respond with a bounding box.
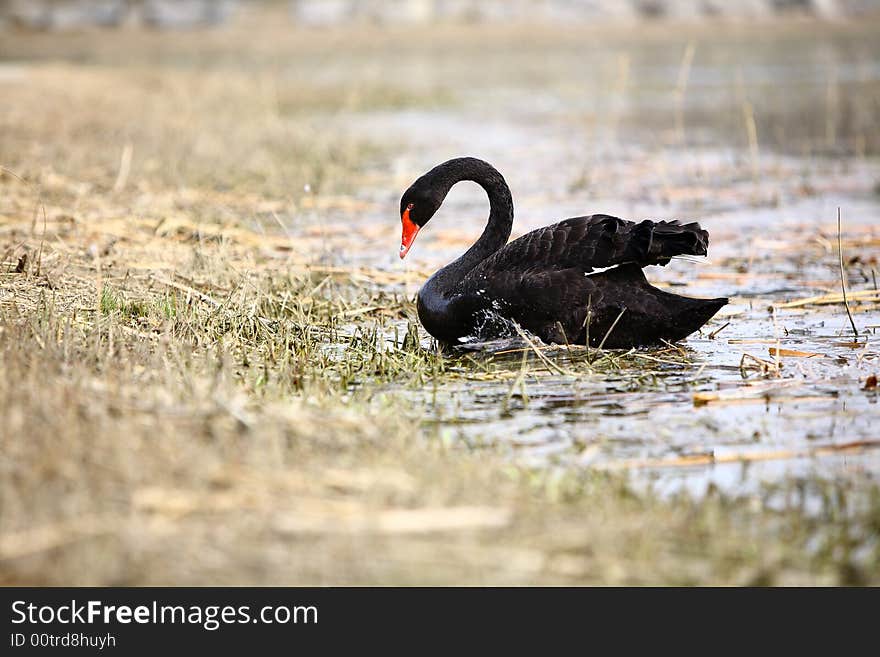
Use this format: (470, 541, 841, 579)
(1, 8, 879, 584)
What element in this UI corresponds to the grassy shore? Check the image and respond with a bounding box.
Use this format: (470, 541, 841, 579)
(2, 10, 879, 584)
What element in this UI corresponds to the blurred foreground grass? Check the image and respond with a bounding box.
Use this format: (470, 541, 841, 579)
(2, 274, 877, 584)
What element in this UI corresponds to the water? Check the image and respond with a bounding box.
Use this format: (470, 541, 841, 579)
(194, 21, 880, 498)
(300, 23, 880, 498)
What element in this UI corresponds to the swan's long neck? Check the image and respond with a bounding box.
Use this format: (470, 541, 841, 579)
(429, 158, 514, 289)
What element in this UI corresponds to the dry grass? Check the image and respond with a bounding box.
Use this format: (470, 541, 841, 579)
(2, 295, 877, 585)
(1, 11, 880, 585)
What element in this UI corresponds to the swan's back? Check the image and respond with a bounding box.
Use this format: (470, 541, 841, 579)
(446, 214, 725, 346)
(464, 214, 708, 282)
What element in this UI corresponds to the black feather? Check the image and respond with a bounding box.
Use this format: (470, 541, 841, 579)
(402, 159, 726, 347)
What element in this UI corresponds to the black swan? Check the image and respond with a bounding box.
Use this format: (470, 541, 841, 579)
(398, 157, 727, 348)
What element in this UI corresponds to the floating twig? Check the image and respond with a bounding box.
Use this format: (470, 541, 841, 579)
(773, 288, 880, 309)
(768, 347, 825, 359)
(739, 352, 782, 377)
(708, 321, 730, 339)
(599, 438, 880, 471)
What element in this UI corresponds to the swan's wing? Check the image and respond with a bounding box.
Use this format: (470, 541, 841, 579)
(465, 214, 709, 280)
(453, 214, 711, 340)
(507, 265, 604, 327)
(455, 264, 605, 338)
(458, 265, 598, 311)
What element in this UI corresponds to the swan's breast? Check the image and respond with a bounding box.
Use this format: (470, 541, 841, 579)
(416, 289, 455, 342)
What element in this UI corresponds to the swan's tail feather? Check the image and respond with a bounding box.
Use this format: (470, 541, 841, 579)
(583, 264, 727, 347)
(667, 295, 729, 341)
(635, 220, 709, 266)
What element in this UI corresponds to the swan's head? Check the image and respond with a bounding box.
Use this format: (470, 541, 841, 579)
(398, 178, 444, 259)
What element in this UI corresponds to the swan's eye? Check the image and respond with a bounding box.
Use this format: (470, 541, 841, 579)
(406, 203, 414, 211)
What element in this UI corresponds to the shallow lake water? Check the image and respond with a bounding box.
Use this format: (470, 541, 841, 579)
(294, 24, 880, 498)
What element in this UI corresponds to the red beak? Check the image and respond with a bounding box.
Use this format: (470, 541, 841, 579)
(399, 207, 420, 259)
